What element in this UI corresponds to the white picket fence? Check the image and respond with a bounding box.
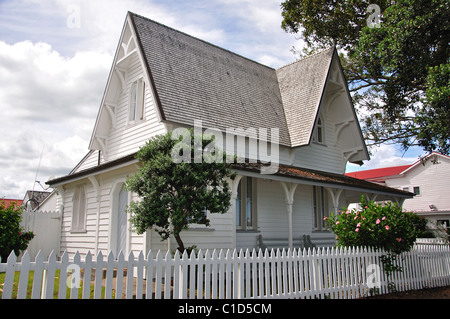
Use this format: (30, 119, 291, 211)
(1, 243, 450, 299)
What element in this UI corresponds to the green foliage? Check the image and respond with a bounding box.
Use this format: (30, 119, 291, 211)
(0, 201, 35, 261)
(281, 0, 450, 154)
(416, 64, 450, 154)
(126, 130, 235, 253)
(325, 196, 427, 255)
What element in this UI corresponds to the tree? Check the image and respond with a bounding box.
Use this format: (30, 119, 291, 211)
(0, 201, 34, 261)
(125, 130, 235, 254)
(281, 0, 450, 154)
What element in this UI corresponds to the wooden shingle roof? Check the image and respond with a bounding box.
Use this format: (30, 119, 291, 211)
(276, 47, 335, 146)
(129, 12, 337, 148)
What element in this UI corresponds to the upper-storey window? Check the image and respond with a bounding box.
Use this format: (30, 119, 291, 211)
(129, 78, 145, 123)
(312, 115, 325, 144)
(130, 83, 137, 121)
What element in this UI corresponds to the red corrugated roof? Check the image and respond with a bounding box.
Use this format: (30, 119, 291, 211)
(0, 198, 24, 208)
(345, 165, 412, 180)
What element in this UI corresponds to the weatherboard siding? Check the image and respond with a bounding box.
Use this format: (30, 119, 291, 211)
(106, 54, 166, 162)
(235, 179, 334, 250)
(291, 110, 344, 174)
(59, 166, 147, 259)
(386, 155, 450, 213)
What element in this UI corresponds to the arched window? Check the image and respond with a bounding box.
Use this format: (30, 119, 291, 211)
(72, 185, 87, 232)
(129, 83, 137, 121)
(129, 79, 145, 123)
(313, 115, 325, 144)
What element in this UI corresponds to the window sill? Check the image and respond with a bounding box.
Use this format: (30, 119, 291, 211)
(186, 227, 215, 232)
(126, 119, 145, 129)
(70, 229, 87, 234)
(236, 230, 260, 233)
(311, 141, 327, 147)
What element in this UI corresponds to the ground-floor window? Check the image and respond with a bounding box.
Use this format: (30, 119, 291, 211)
(313, 186, 328, 231)
(236, 177, 256, 230)
(71, 184, 87, 232)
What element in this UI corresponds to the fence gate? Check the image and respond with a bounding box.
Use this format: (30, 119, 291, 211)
(21, 209, 61, 260)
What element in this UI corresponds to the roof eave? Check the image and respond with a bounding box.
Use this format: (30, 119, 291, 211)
(46, 152, 138, 187)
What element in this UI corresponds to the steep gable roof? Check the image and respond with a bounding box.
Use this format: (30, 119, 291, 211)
(87, 12, 368, 156)
(130, 12, 291, 146)
(129, 12, 358, 150)
(276, 48, 334, 146)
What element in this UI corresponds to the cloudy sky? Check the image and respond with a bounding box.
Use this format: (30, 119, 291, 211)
(0, 0, 425, 199)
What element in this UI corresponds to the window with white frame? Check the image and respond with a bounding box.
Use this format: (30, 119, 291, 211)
(129, 78, 145, 123)
(313, 186, 328, 231)
(72, 185, 87, 232)
(235, 177, 256, 230)
(312, 115, 325, 144)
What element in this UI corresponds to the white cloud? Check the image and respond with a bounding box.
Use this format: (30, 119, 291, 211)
(0, 40, 110, 198)
(0, 41, 111, 122)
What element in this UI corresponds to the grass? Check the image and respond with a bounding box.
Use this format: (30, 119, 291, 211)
(0, 270, 112, 299)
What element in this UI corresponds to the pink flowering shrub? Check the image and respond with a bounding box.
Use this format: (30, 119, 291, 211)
(325, 196, 427, 254)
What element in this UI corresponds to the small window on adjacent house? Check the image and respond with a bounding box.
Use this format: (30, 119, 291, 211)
(413, 186, 421, 195)
(129, 79, 145, 123)
(72, 185, 87, 232)
(313, 186, 328, 231)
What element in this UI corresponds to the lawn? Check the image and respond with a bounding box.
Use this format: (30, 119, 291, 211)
(0, 270, 112, 299)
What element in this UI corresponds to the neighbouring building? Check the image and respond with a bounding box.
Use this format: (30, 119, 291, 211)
(346, 152, 450, 237)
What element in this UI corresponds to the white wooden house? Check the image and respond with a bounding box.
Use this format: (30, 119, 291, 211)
(347, 152, 450, 235)
(46, 12, 412, 258)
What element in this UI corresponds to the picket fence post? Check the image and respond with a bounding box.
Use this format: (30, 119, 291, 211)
(31, 251, 44, 299)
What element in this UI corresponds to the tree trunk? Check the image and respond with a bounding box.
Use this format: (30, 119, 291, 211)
(174, 232, 185, 254)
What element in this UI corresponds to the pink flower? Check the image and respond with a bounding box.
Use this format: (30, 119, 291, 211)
(357, 223, 361, 227)
(396, 238, 402, 242)
(382, 216, 386, 220)
(365, 206, 368, 209)
(385, 225, 390, 230)
(354, 216, 358, 220)
(323, 217, 328, 221)
(376, 219, 381, 224)
(355, 228, 359, 232)
(336, 221, 340, 225)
